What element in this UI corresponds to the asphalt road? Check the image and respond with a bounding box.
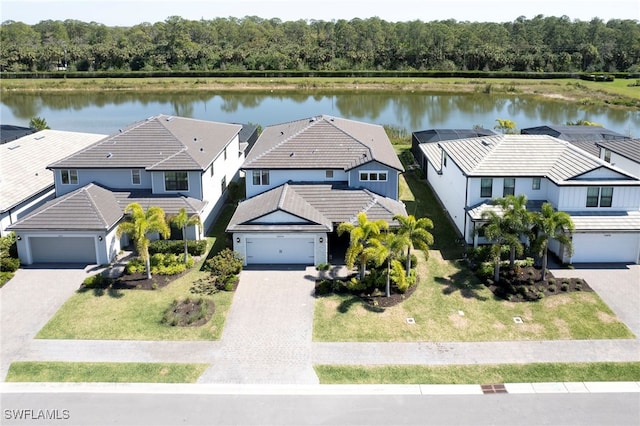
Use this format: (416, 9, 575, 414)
(2, 391, 639, 426)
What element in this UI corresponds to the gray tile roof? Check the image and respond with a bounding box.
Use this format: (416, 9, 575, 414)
(227, 183, 407, 232)
(429, 134, 639, 185)
(49, 115, 242, 171)
(8, 183, 206, 232)
(243, 115, 404, 172)
(597, 139, 640, 163)
(0, 130, 107, 213)
(467, 199, 546, 221)
(8, 183, 122, 231)
(569, 210, 640, 232)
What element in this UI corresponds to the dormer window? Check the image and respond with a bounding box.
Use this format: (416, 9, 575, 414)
(604, 149, 612, 163)
(61, 169, 78, 185)
(131, 169, 141, 185)
(359, 171, 388, 182)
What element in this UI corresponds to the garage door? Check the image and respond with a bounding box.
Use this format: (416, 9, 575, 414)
(572, 233, 639, 263)
(30, 236, 97, 264)
(246, 236, 315, 264)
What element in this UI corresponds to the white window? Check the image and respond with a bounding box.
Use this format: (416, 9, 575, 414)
(532, 178, 541, 190)
(164, 171, 189, 191)
(503, 178, 515, 197)
(252, 170, 270, 185)
(604, 149, 612, 163)
(586, 187, 613, 208)
(131, 169, 141, 185)
(480, 178, 492, 197)
(61, 169, 78, 185)
(359, 171, 388, 182)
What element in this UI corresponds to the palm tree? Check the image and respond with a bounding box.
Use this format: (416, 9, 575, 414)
(393, 214, 434, 276)
(364, 232, 409, 297)
(337, 212, 388, 278)
(532, 202, 575, 280)
(29, 116, 50, 131)
(169, 207, 202, 263)
(480, 208, 522, 284)
(117, 203, 170, 280)
(494, 195, 532, 267)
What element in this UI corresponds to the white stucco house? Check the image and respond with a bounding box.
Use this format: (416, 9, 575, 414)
(0, 130, 106, 237)
(9, 115, 245, 265)
(418, 134, 640, 264)
(227, 115, 407, 266)
(597, 139, 640, 179)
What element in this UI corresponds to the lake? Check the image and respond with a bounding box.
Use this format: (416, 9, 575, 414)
(2, 90, 639, 137)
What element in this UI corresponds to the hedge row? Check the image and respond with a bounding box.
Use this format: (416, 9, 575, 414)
(148, 240, 208, 256)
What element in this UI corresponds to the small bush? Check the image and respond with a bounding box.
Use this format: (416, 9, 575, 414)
(560, 283, 569, 292)
(345, 277, 367, 292)
(548, 284, 557, 292)
(205, 248, 243, 276)
(476, 262, 495, 279)
(575, 283, 583, 291)
(548, 278, 556, 285)
(161, 297, 211, 327)
(0, 256, 20, 272)
(82, 273, 110, 288)
(316, 263, 331, 271)
(536, 292, 545, 299)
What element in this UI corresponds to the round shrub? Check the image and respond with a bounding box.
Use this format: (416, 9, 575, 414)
(560, 283, 569, 292)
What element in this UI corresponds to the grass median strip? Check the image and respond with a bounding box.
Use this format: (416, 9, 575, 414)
(315, 362, 640, 384)
(6, 362, 208, 383)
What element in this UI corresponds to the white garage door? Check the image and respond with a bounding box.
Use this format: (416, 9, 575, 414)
(572, 233, 639, 263)
(246, 236, 315, 264)
(30, 236, 97, 264)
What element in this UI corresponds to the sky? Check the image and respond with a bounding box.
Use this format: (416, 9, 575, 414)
(1, 0, 639, 26)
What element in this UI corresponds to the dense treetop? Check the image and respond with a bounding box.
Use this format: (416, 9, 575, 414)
(1, 15, 638, 73)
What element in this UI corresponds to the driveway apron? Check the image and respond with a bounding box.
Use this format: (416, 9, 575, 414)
(550, 264, 640, 337)
(0, 265, 94, 380)
(197, 267, 319, 384)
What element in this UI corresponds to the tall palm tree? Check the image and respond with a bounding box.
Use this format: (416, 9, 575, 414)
(480, 208, 522, 284)
(169, 207, 202, 263)
(364, 232, 409, 297)
(29, 116, 50, 131)
(494, 194, 532, 267)
(532, 202, 575, 280)
(393, 214, 434, 276)
(337, 212, 388, 278)
(117, 203, 170, 280)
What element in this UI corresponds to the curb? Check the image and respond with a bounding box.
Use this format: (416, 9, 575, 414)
(2, 382, 639, 395)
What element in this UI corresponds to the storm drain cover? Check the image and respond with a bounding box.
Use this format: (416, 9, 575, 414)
(406, 317, 416, 325)
(458, 310, 465, 316)
(481, 384, 508, 394)
(513, 316, 523, 324)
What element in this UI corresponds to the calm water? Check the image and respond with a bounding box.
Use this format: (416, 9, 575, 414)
(2, 90, 639, 137)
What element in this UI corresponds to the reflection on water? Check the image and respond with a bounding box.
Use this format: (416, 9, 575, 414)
(2, 90, 638, 137)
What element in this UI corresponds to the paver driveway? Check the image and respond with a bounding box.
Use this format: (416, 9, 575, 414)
(0, 265, 94, 380)
(197, 266, 319, 384)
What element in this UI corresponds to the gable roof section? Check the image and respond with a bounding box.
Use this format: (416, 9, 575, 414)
(243, 115, 404, 172)
(0, 129, 106, 213)
(227, 183, 407, 232)
(597, 139, 640, 163)
(8, 183, 122, 231)
(434, 134, 639, 185)
(49, 115, 242, 171)
(413, 128, 496, 144)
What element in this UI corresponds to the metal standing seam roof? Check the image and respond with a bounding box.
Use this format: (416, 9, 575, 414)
(242, 115, 404, 172)
(426, 134, 639, 185)
(597, 139, 640, 163)
(226, 183, 407, 232)
(48, 115, 242, 171)
(0, 130, 107, 213)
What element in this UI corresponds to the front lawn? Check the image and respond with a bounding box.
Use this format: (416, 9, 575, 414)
(313, 169, 634, 342)
(315, 362, 640, 384)
(6, 361, 207, 383)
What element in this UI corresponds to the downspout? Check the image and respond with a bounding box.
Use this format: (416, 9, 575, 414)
(463, 175, 469, 243)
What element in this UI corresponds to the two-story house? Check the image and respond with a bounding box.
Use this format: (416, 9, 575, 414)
(597, 139, 640, 179)
(419, 134, 640, 264)
(9, 115, 244, 265)
(227, 115, 407, 266)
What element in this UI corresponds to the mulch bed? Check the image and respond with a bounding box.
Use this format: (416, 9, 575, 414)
(486, 265, 592, 302)
(162, 298, 215, 327)
(314, 278, 418, 309)
(79, 270, 190, 292)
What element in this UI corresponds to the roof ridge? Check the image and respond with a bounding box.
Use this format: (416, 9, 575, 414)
(468, 134, 505, 173)
(278, 183, 289, 210)
(246, 120, 317, 167)
(85, 185, 111, 228)
(27, 183, 96, 222)
(149, 147, 189, 169)
(324, 117, 373, 168)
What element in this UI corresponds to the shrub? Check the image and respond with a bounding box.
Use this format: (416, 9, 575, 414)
(391, 259, 410, 293)
(560, 283, 569, 292)
(476, 262, 495, 279)
(148, 239, 207, 256)
(205, 248, 243, 277)
(126, 253, 193, 276)
(548, 284, 557, 292)
(548, 278, 556, 285)
(536, 292, 545, 299)
(345, 277, 367, 292)
(82, 273, 110, 287)
(575, 283, 583, 291)
(161, 297, 211, 327)
(316, 263, 331, 271)
(398, 254, 418, 270)
(0, 256, 20, 272)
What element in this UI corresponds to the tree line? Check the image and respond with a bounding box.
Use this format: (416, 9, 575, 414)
(1, 15, 639, 73)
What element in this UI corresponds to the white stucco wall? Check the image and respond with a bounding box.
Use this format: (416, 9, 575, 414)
(426, 156, 467, 238)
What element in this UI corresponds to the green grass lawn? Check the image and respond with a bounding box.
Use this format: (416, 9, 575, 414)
(6, 362, 207, 383)
(315, 362, 640, 384)
(37, 206, 238, 341)
(313, 167, 634, 342)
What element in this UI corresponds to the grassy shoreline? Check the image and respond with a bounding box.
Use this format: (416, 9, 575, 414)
(2, 77, 638, 108)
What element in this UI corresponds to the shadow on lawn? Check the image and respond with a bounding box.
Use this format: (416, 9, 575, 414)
(434, 265, 489, 301)
(337, 296, 385, 314)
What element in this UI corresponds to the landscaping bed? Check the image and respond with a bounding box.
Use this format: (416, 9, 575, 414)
(486, 266, 592, 302)
(315, 277, 418, 309)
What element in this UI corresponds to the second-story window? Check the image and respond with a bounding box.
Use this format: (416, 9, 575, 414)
(61, 169, 78, 185)
(164, 171, 188, 191)
(359, 171, 388, 182)
(503, 178, 515, 197)
(131, 169, 141, 185)
(326, 170, 334, 179)
(586, 187, 614, 208)
(604, 149, 612, 163)
(253, 170, 270, 185)
(480, 178, 492, 197)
